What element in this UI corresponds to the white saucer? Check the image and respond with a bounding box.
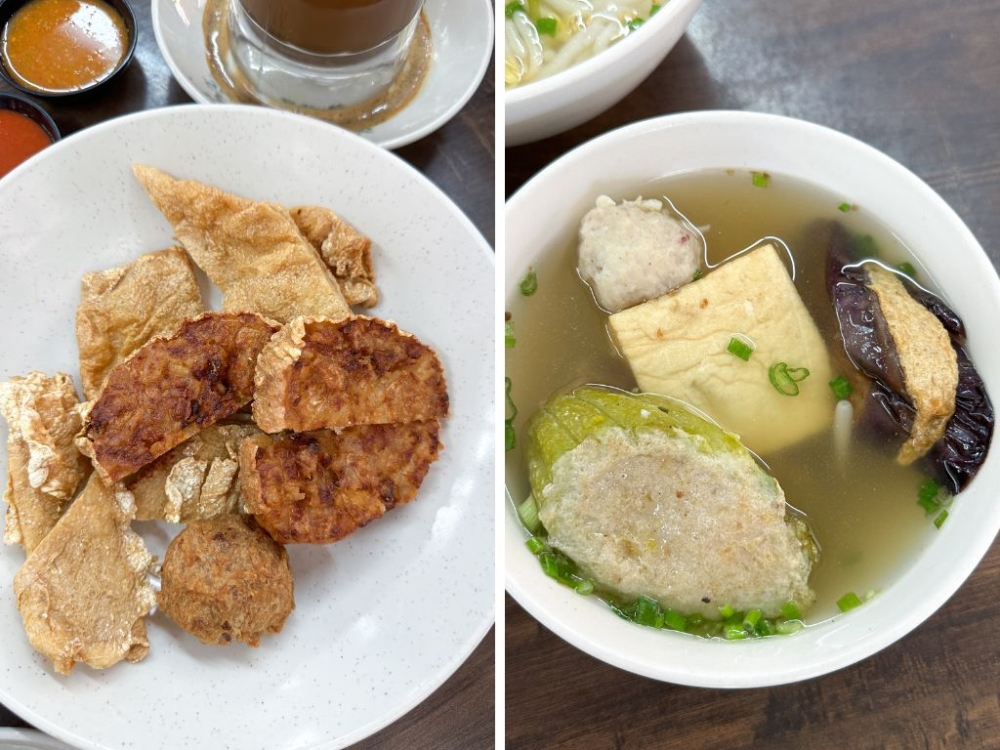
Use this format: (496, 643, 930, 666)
(151, 0, 494, 149)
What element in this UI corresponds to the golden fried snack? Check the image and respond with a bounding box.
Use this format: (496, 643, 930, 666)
(253, 316, 449, 433)
(289, 205, 378, 308)
(0, 373, 89, 552)
(14, 475, 156, 675)
(76, 247, 205, 399)
(158, 514, 294, 646)
(77, 311, 279, 483)
(865, 265, 959, 465)
(132, 165, 351, 323)
(125, 422, 261, 523)
(239, 421, 442, 544)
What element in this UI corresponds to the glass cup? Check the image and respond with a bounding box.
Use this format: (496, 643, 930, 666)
(228, 0, 426, 110)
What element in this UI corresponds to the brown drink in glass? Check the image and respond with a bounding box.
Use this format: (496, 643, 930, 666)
(239, 0, 425, 57)
(227, 0, 427, 109)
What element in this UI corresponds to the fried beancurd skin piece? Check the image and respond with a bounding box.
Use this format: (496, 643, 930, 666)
(131, 164, 351, 324)
(125, 422, 262, 523)
(239, 421, 442, 544)
(77, 311, 279, 484)
(253, 316, 449, 433)
(289, 205, 378, 309)
(865, 265, 958, 465)
(14, 476, 156, 675)
(158, 515, 295, 647)
(76, 247, 205, 400)
(0, 372, 89, 552)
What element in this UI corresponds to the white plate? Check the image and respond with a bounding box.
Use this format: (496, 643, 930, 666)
(152, 0, 494, 150)
(0, 104, 494, 749)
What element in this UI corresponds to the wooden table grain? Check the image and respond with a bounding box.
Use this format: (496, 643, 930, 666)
(0, 1, 495, 747)
(505, 1, 1000, 748)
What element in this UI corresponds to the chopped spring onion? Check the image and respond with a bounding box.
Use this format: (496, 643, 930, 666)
(539, 549, 579, 585)
(895, 261, 918, 279)
(692, 268, 704, 281)
(650, 2, 662, 14)
(780, 601, 803, 620)
(631, 595, 664, 628)
(517, 495, 541, 534)
(505, 377, 517, 451)
(836, 591, 863, 612)
(768, 362, 810, 396)
(525, 535, 546, 554)
(776, 619, 803, 635)
(742, 609, 763, 633)
(751, 171, 770, 188)
(534, 17, 556, 35)
(829, 374, 853, 400)
(523, 546, 810, 638)
(853, 234, 878, 258)
(727, 336, 754, 361)
(504, 0, 523, 17)
(917, 478, 942, 513)
(724, 622, 748, 640)
(626, 17, 644, 31)
(519, 269, 538, 295)
(504, 318, 516, 348)
(663, 609, 688, 632)
(838, 202, 855, 213)
(917, 478, 952, 527)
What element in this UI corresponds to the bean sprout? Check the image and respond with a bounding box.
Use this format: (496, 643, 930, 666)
(506, 0, 663, 88)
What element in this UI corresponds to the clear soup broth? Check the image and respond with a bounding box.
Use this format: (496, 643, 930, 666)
(505, 169, 942, 624)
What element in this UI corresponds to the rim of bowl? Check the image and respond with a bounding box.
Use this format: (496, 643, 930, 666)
(0, 91, 60, 141)
(505, 0, 701, 105)
(504, 110, 1000, 687)
(0, 0, 138, 98)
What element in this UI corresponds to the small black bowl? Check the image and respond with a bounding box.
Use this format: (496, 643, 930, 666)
(0, 0, 138, 97)
(0, 91, 60, 141)
(0, 91, 60, 177)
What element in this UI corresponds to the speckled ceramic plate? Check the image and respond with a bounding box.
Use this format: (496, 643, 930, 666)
(0, 104, 494, 750)
(151, 0, 493, 150)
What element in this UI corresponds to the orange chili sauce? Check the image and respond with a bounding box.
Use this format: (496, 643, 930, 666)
(0, 109, 52, 177)
(0, 0, 128, 93)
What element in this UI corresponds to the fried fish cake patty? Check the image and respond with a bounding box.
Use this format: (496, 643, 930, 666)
(240, 420, 442, 544)
(158, 514, 294, 647)
(253, 315, 449, 433)
(78, 311, 279, 483)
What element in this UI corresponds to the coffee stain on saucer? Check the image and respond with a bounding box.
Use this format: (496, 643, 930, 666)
(202, 0, 431, 131)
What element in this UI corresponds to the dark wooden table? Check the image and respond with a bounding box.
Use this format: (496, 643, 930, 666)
(505, 1, 1000, 748)
(0, 1, 495, 748)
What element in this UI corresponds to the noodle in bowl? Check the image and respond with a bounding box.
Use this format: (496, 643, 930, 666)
(504, 0, 701, 146)
(505, 0, 657, 89)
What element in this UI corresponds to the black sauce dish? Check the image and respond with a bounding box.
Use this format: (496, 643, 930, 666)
(0, 0, 137, 97)
(0, 90, 60, 140)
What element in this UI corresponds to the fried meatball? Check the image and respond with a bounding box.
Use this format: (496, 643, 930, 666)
(158, 515, 294, 646)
